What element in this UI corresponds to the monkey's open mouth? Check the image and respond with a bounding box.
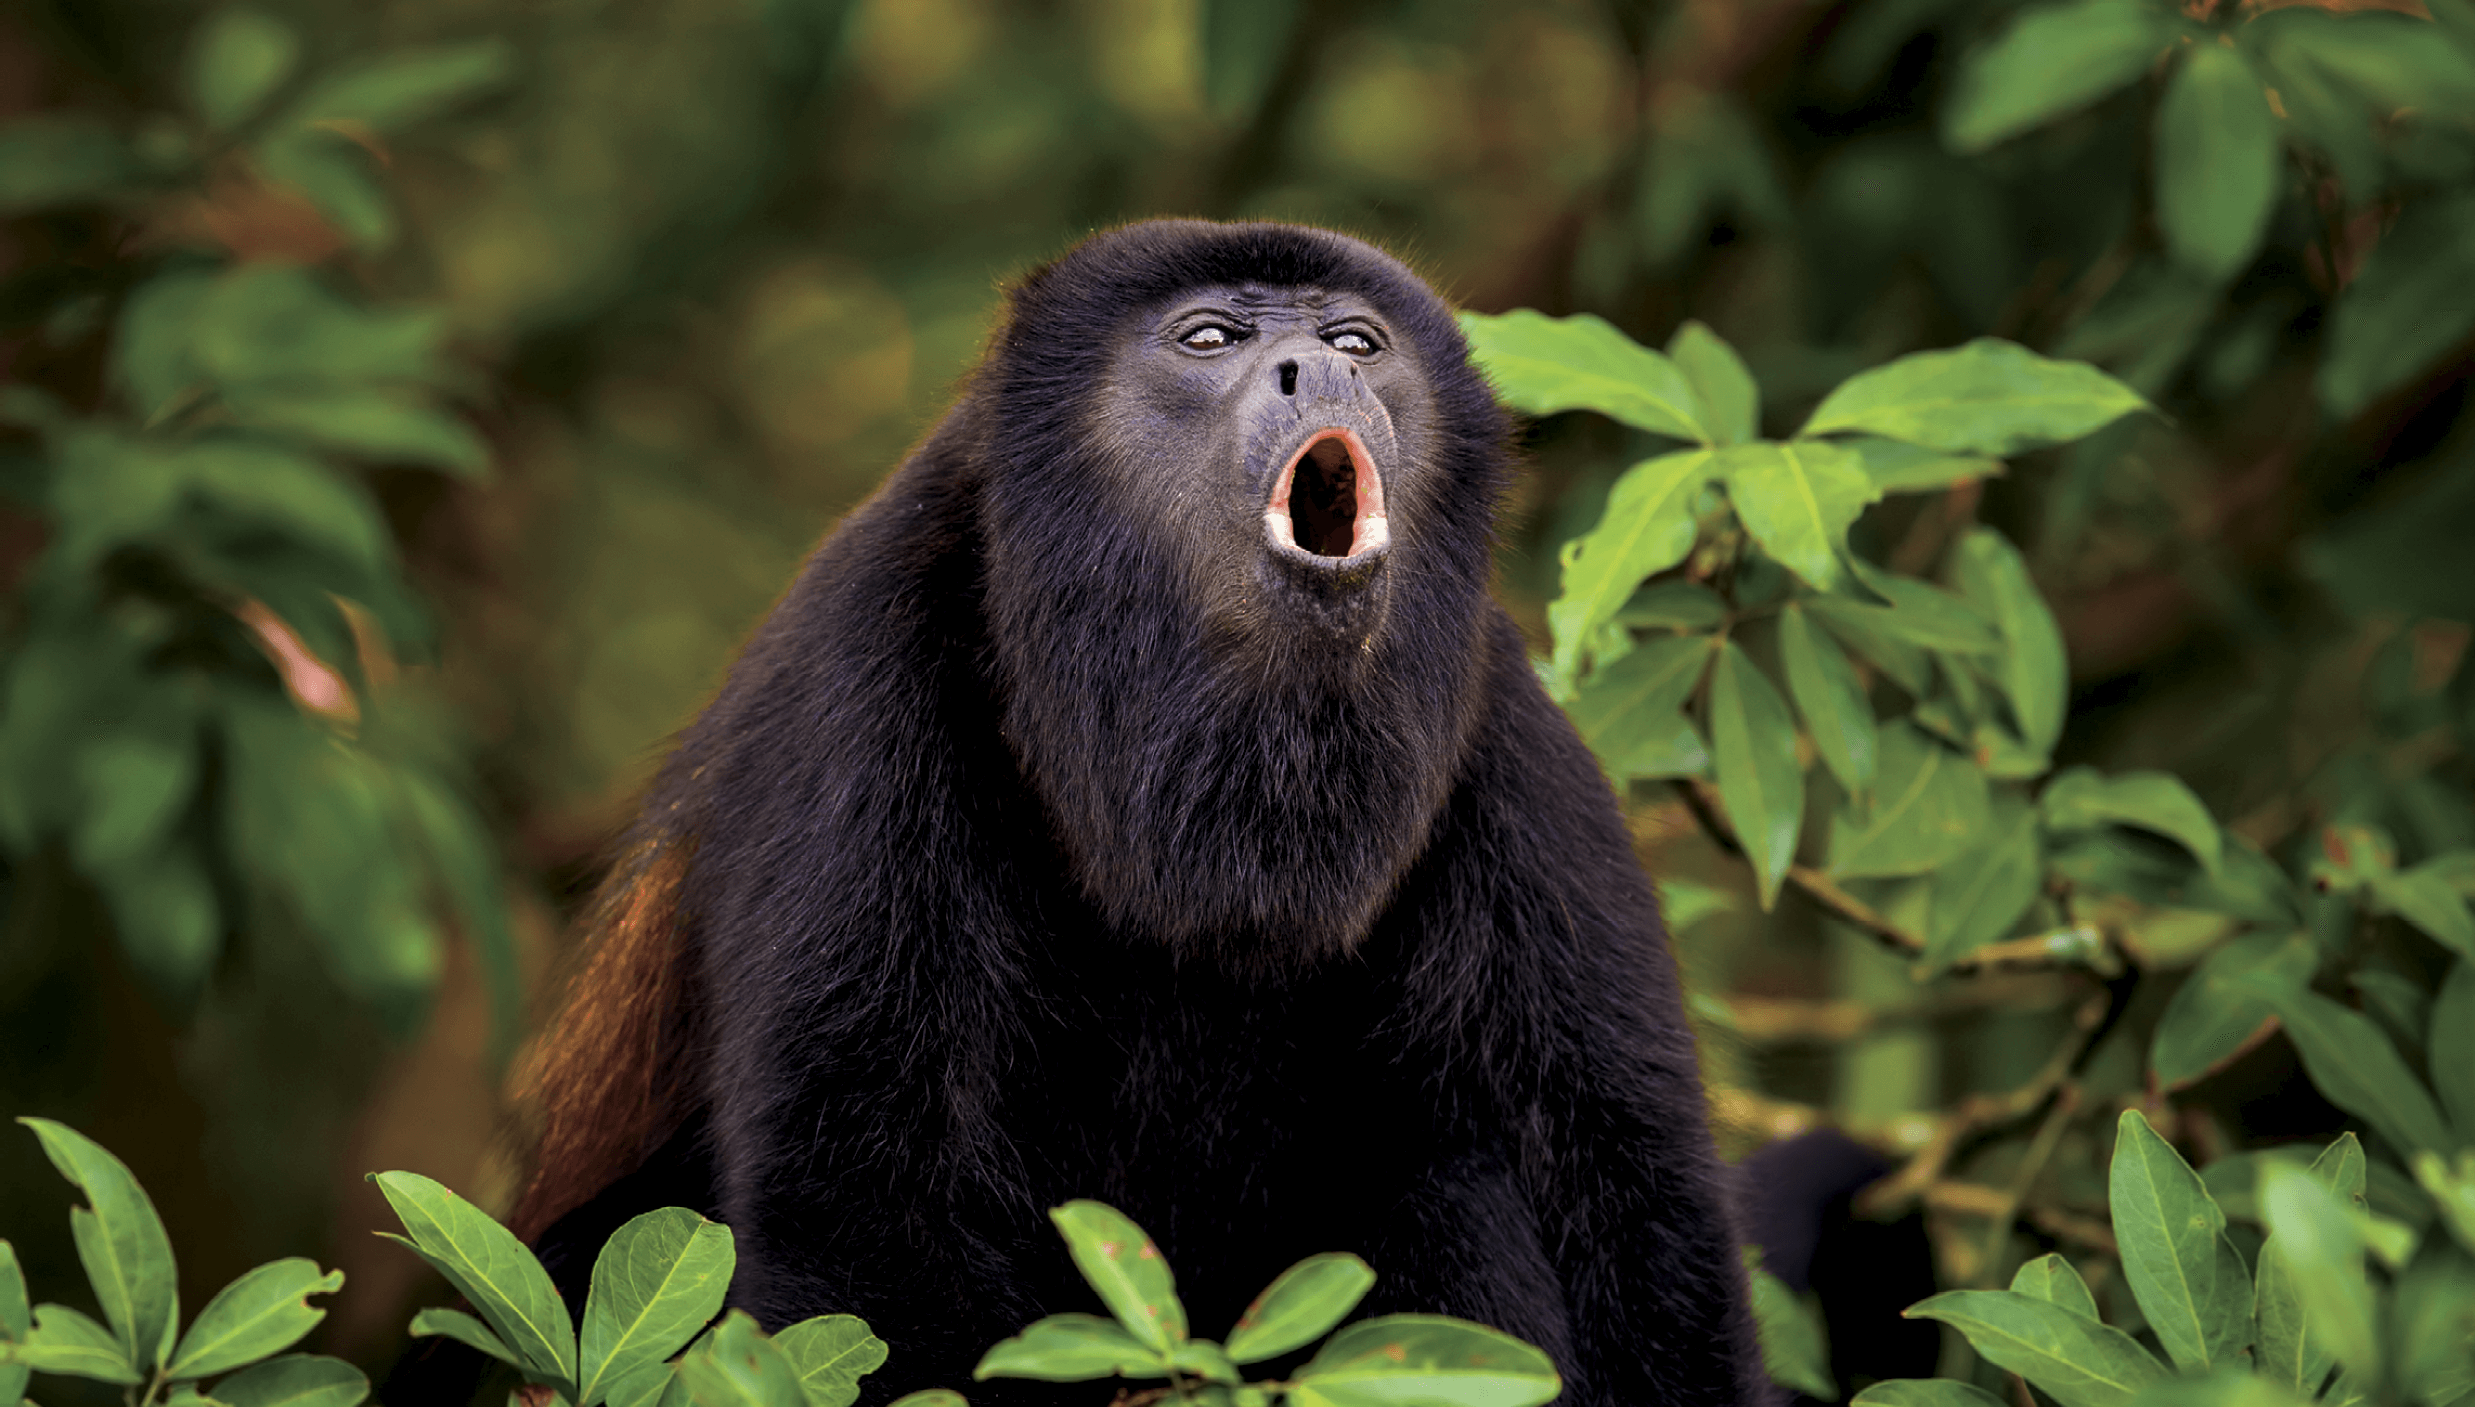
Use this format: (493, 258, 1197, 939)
(1265, 428, 1390, 560)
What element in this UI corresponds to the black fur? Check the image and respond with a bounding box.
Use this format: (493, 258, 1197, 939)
(536, 220, 1763, 1406)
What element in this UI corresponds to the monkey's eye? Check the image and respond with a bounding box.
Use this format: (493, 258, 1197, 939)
(1327, 330, 1378, 355)
(1180, 325, 1237, 350)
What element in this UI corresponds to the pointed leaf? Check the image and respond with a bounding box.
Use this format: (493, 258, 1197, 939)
(188, 10, 300, 133)
(1545, 449, 1716, 682)
(2110, 1111, 2252, 1371)
(972, 1314, 1170, 1382)
(286, 42, 513, 134)
(1781, 604, 1878, 794)
(19, 1119, 176, 1373)
(2156, 44, 2280, 279)
(1225, 1253, 1376, 1365)
(410, 1308, 518, 1366)
(1719, 441, 1878, 591)
(1459, 310, 1710, 441)
(1944, 0, 2171, 151)
(1668, 320, 1758, 445)
(1801, 339, 2148, 457)
(2250, 986, 2454, 1155)
(1825, 723, 1990, 878)
(1567, 634, 1716, 778)
(1854, 1383, 2007, 1407)
(10, 1304, 139, 1384)
(1049, 1203, 1186, 1351)
(212, 1354, 369, 1407)
(677, 1311, 802, 1407)
(1169, 1341, 1241, 1385)
(577, 1208, 732, 1405)
(1291, 1315, 1560, 1407)
(227, 390, 488, 476)
(1750, 1266, 1834, 1400)
(1925, 806, 2042, 966)
(1906, 1292, 2167, 1407)
(2256, 1163, 2375, 1381)
(2041, 768, 2221, 873)
(0, 1241, 25, 1340)
(1710, 640, 1804, 910)
(771, 1316, 887, 1407)
(1846, 439, 2003, 494)
(2434, 961, 2475, 1143)
(370, 1171, 576, 1392)
(1953, 529, 2069, 754)
(2011, 1255, 2101, 1322)
(1825, 567, 2002, 656)
(170, 1259, 344, 1380)
(2149, 930, 2314, 1090)
(2370, 865, 2475, 963)
(1619, 581, 1727, 630)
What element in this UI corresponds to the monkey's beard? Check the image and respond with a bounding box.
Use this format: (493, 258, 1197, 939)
(982, 484, 1490, 969)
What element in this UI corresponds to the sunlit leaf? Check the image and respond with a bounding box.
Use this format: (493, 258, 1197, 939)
(2041, 767, 2221, 873)
(1710, 640, 1804, 911)
(772, 1315, 887, 1407)
(170, 1259, 344, 1380)
(2155, 45, 2279, 280)
(1749, 1265, 1834, 1400)
(1800, 339, 2149, 457)
(1544, 448, 1715, 684)
(971, 1314, 1169, 1382)
(11, 1303, 139, 1384)
(1781, 604, 1877, 794)
(1225, 1253, 1376, 1365)
(676, 1311, 800, 1407)
(1924, 806, 2041, 966)
(1291, 1315, 1560, 1407)
(409, 1308, 517, 1367)
(2256, 1162, 2375, 1382)
(1049, 1202, 1186, 1352)
(2011, 1255, 2100, 1321)
(1668, 320, 1758, 445)
(1845, 438, 2002, 494)
(1854, 1383, 2006, 1407)
(578, 1208, 733, 1406)
(1905, 1291, 2168, 1407)
(1567, 634, 1716, 779)
(1619, 581, 1726, 631)
(370, 1171, 576, 1393)
(2391, 1250, 2475, 1407)
(1718, 440, 1877, 592)
(2109, 1111, 2251, 1371)
(20, 1118, 177, 1373)
(1459, 310, 1710, 441)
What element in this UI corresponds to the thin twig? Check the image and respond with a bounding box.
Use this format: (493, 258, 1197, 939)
(1677, 780, 1925, 954)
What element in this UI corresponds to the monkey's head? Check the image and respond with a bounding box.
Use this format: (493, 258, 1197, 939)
(978, 221, 1510, 965)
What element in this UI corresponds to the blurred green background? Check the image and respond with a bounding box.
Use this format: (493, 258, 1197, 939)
(1, 0, 2472, 1397)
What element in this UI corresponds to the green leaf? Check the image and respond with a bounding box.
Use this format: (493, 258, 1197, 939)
(1925, 805, 2042, 966)
(677, 1312, 801, 1407)
(1843, 562, 2004, 656)
(1458, 310, 1710, 441)
(2320, 193, 2475, 418)
(1668, 320, 1758, 445)
(255, 128, 394, 247)
(68, 734, 196, 871)
(1853, 1383, 2008, 1407)
(1545, 448, 1715, 684)
(971, 1314, 1170, 1382)
(286, 42, 514, 133)
(2392, 1250, 2475, 1407)
(771, 1316, 887, 1407)
(408, 1308, 517, 1366)
(2265, 9, 2475, 114)
(189, 10, 300, 132)
(2370, 865, 2475, 963)
(1718, 441, 1878, 592)
(2250, 1234, 2325, 1401)
(2109, 1111, 2252, 1371)
(2011, 1256, 2101, 1321)
(1781, 604, 1878, 794)
(2121, 1374, 2315, 1407)
(11, 1304, 139, 1384)
(885, 1395, 968, 1407)
(2433, 961, 2475, 1143)
(1944, 0, 2171, 151)
(1953, 528, 2069, 754)
(227, 389, 488, 475)
(1169, 1341, 1241, 1386)
(2412, 1151, 2475, 1255)
(370, 1171, 576, 1393)
(1750, 1266, 1834, 1400)
(2256, 1163, 2375, 1382)
(19, 1119, 177, 1374)
(0, 1240, 26, 1340)
(0, 118, 136, 215)
(1290, 1315, 1561, 1407)
(2041, 768, 2221, 873)
(578, 1208, 733, 1406)
(2250, 987, 2455, 1155)
(1825, 722, 1990, 878)
(1224, 1253, 1376, 1365)
(2149, 930, 2315, 1090)
(1845, 438, 2002, 494)
(1710, 640, 1804, 910)
(1905, 1292, 2168, 1407)
(1619, 581, 1727, 631)
(114, 270, 216, 420)
(170, 1259, 344, 1380)
(2155, 45, 2280, 280)
(1048, 1202, 1186, 1352)
(1567, 634, 1716, 778)
(1800, 339, 2149, 457)
(210, 1354, 368, 1407)
(188, 264, 444, 388)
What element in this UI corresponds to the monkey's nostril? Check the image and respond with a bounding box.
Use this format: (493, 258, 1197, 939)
(1278, 360, 1298, 397)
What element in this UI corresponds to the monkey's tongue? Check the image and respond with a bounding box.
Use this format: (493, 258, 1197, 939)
(1266, 430, 1390, 559)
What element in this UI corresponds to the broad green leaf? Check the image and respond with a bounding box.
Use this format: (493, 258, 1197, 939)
(286, 42, 514, 133)
(2011, 1255, 2101, 1321)
(2309, 1132, 2369, 1205)
(1953, 528, 2069, 753)
(1291, 1315, 1560, 1407)
(2110, 1111, 2252, 1370)
(1619, 581, 1726, 630)
(1668, 320, 1758, 445)
(1710, 641, 1804, 911)
(409, 1308, 517, 1366)
(2256, 1163, 2375, 1381)
(1623, 715, 1714, 781)
(1800, 339, 2149, 457)
(253, 129, 393, 249)
(2155, 45, 2279, 279)
(1049, 1203, 1186, 1351)
(2149, 930, 2315, 1090)
(2434, 961, 2475, 1143)
(2370, 865, 2475, 963)
(1842, 561, 2003, 656)
(0, 117, 134, 214)
(579, 1208, 734, 1406)
(226, 390, 488, 475)
(1750, 1266, 1834, 1400)
(1458, 309, 1710, 441)
(1545, 448, 1715, 683)
(189, 10, 300, 132)
(2250, 1234, 2325, 1401)
(1925, 805, 2042, 966)
(212, 1354, 369, 1407)
(772, 1316, 887, 1407)
(2319, 193, 2475, 417)
(1845, 438, 2002, 494)
(971, 1314, 1170, 1382)
(20, 1118, 177, 1373)
(1718, 441, 1878, 591)
(170, 1259, 344, 1380)
(1224, 1253, 1376, 1365)
(11, 1303, 138, 1384)
(1904, 1291, 2169, 1407)
(1781, 604, 1878, 794)
(2041, 768, 2221, 873)
(370, 1171, 576, 1392)
(1944, 0, 2171, 151)
(1825, 723, 1990, 878)
(1854, 1383, 2007, 1407)
(1567, 634, 1716, 778)
(2250, 986, 2454, 1155)
(677, 1312, 801, 1407)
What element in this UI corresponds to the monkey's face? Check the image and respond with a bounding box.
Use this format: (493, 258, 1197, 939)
(1095, 283, 1439, 649)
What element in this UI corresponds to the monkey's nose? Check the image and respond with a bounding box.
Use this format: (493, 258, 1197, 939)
(1277, 360, 1299, 397)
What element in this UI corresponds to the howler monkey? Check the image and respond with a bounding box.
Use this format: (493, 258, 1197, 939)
(512, 220, 1763, 1406)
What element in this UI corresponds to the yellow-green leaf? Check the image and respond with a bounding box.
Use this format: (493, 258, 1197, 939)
(1800, 339, 2149, 457)
(1459, 309, 1710, 441)
(1710, 641, 1804, 910)
(1719, 441, 1878, 591)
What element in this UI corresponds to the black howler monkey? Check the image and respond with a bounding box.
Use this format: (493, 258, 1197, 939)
(512, 220, 1764, 1406)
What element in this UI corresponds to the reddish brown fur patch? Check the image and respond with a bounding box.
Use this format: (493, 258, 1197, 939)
(507, 842, 698, 1243)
